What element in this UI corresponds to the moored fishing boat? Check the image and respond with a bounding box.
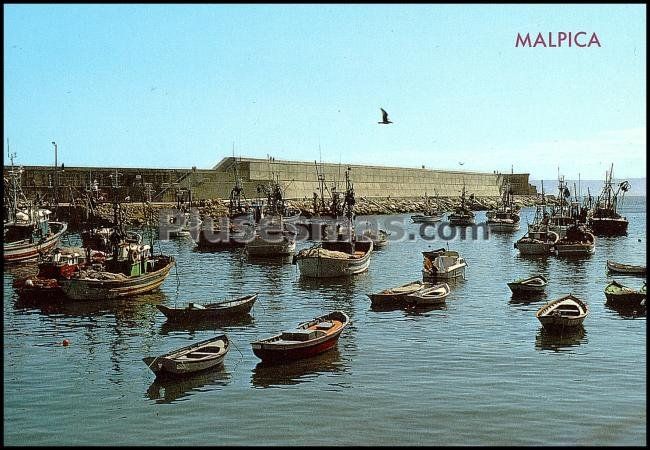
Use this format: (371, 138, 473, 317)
(606, 260, 646, 276)
(486, 180, 520, 232)
(251, 311, 349, 363)
(4, 214, 68, 264)
(515, 227, 559, 256)
(448, 185, 476, 226)
(405, 282, 450, 306)
(157, 294, 257, 322)
(547, 175, 577, 239)
(604, 280, 646, 307)
(514, 183, 559, 256)
(3, 151, 69, 263)
(554, 224, 595, 256)
(246, 228, 296, 256)
(295, 239, 373, 278)
(421, 248, 466, 280)
(535, 294, 589, 331)
(12, 247, 90, 298)
(143, 335, 229, 377)
(295, 168, 372, 277)
(367, 280, 427, 308)
(411, 192, 444, 223)
(507, 274, 548, 295)
(588, 164, 629, 236)
(59, 251, 175, 300)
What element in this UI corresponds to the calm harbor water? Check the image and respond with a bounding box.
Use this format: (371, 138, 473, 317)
(4, 197, 646, 445)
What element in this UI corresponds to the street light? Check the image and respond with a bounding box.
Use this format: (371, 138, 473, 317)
(52, 141, 58, 204)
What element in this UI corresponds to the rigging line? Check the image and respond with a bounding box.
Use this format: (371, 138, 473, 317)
(228, 338, 245, 369)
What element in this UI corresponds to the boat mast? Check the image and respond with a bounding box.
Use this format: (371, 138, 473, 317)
(7, 139, 19, 222)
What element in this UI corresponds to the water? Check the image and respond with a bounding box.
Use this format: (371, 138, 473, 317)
(4, 197, 646, 445)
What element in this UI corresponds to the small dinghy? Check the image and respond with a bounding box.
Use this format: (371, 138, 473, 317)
(143, 335, 229, 377)
(251, 311, 349, 364)
(507, 274, 548, 295)
(604, 280, 646, 307)
(535, 294, 589, 331)
(405, 282, 450, 306)
(368, 280, 427, 308)
(156, 293, 257, 322)
(606, 260, 646, 276)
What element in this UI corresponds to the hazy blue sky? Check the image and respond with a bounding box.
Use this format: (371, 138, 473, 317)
(4, 4, 646, 179)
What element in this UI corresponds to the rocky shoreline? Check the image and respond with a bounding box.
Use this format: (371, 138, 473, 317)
(84, 194, 558, 227)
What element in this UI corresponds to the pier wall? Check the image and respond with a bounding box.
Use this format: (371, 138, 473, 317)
(5, 157, 536, 203)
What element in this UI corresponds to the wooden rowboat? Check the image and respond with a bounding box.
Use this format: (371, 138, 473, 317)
(368, 280, 427, 308)
(360, 229, 390, 249)
(143, 334, 229, 377)
(405, 282, 450, 306)
(156, 294, 257, 322)
(606, 260, 646, 276)
(507, 274, 548, 295)
(251, 311, 349, 363)
(604, 280, 646, 307)
(535, 294, 589, 331)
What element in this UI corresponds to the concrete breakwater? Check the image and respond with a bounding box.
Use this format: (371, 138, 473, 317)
(67, 194, 553, 229)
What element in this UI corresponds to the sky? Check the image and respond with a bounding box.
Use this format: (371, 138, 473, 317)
(3, 4, 647, 179)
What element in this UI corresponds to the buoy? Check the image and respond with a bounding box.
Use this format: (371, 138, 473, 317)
(62, 339, 70, 346)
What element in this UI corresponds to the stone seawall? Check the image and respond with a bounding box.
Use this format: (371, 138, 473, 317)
(68, 194, 552, 229)
(7, 157, 536, 205)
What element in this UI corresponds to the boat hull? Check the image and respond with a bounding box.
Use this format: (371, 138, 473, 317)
(555, 243, 595, 256)
(246, 240, 295, 256)
(449, 217, 475, 226)
(144, 354, 227, 376)
(157, 295, 256, 322)
(589, 217, 628, 236)
(411, 215, 442, 224)
(514, 240, 555, 255)
(252, 334, 341, 363)
(59, 257, 175, 300)
(422, 265, 465, 280)
(507, 283, 546, 294)
(406, 284, 450, 305)
(296, 243, 372, 278)
(3, 221, 68, 263)
(606, 261, 646, 276)
(536, 295, 589, 331)
(487, 221, 520, 232)
(368, 281, 426, 307)
(605, 292, 646, 306)
(537, 315, 586, 331)
(143, 335, 229, 377)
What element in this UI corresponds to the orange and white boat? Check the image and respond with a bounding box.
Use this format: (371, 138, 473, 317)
(251, 311, 349, 363)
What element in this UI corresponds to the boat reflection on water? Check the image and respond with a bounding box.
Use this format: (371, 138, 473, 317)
(14, 291, 167, 319)
(251, 348, 345, 389)
(508, 291, 547, 305)
(534, 326, 587, 352)
(159, 314, 254, 335)
(246, 254, 294, 266)
(146, 368, 231, 404)
(403, 303, 447, 317)
(604, 301, 646, 319)
(370, 301, 447, 315)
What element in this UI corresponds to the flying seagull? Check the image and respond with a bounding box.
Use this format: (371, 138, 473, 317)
(378, 108, 393, 124)
(458, 162, 465, 166)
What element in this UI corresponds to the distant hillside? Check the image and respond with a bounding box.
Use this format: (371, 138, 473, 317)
(529, 178, 646, 197)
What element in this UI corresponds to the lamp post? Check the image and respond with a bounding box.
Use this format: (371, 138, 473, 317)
(52, 141, 58, 204)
